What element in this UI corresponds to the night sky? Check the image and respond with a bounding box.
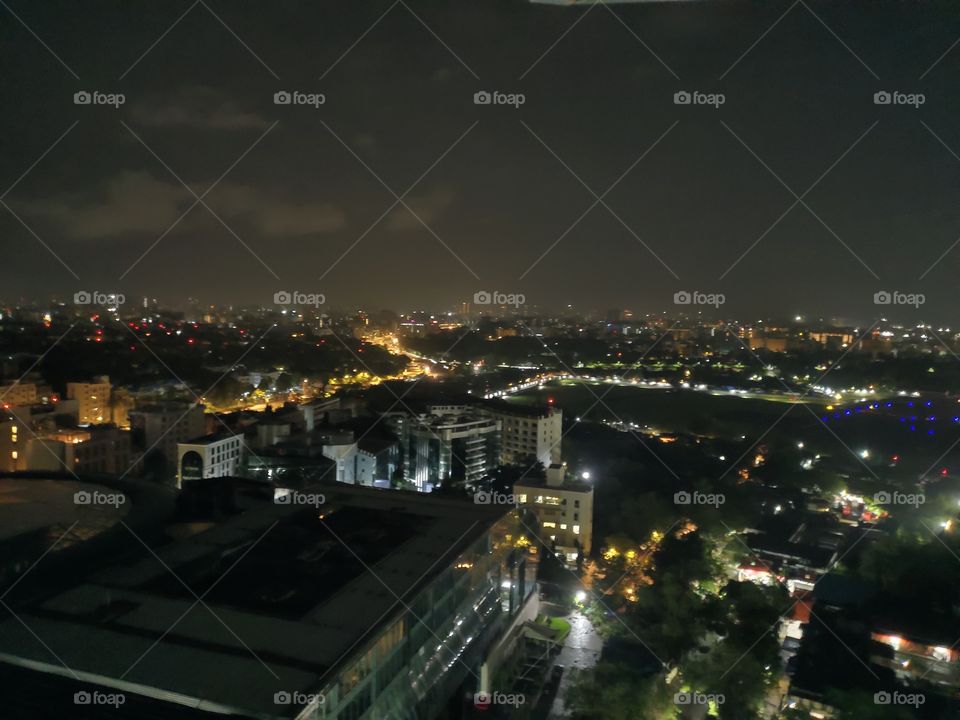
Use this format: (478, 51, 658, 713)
(2, 0, 959, 322)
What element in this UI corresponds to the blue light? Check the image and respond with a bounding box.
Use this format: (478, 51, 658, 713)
(926, 401, 933, 407)
(844, 410, 852, 416)
(928, 429, 935, 436)
(908, 401, 914, 407)
(885, 402, 893, 408)
(910, 425, 917, 432)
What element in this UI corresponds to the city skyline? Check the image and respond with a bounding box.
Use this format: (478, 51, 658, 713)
(2, 1, 960, 321)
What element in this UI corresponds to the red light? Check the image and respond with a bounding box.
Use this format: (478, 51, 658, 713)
(891, 455, 900, 462)
(547, 397, 554, 404)
(941, 468, 949, 476)
(187, 338, 195, 345)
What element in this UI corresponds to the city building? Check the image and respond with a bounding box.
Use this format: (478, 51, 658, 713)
(0, 381, 37, 407)
(129, 401, 206, 472)
(0, 414, 21, 472)
(67, 375, 112, 425)
(514, 462, 594, 562)
(393, 407, 500, 492)
(25, 426, 134, 476)
(176, 432, 245, 486)
(0, 480, 536, 720)
(321, 441, 358, 484)
(480, 399, 562, 468)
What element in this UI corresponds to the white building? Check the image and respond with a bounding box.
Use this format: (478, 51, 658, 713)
(177, 433, 245, 487)
(514, 463, 593, 563)
(322, 442, 358, 484)
(67, 376, 111, 425)
(480, 401, 562, 468)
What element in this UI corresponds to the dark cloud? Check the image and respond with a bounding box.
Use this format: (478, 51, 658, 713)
(129, 86, 270, 130)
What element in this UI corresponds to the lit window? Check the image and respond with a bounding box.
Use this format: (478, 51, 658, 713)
(517, 494, 527, 503)
(535, 495, 544, 504)
(573, 525, 580, 534)
(560, 524, 567, 530)
(542, 522, 556, 529)
(11, 451, 17, 460)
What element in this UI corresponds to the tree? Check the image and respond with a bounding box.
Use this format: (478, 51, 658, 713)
(566, 664, 678, 720)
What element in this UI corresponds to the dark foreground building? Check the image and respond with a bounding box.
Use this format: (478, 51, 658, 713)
(0, 474, 535, 719)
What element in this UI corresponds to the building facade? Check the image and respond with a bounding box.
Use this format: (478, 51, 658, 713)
(514, 463, 594, 562)
(176, 432, 245, 486)
(67, 376, 111, 425)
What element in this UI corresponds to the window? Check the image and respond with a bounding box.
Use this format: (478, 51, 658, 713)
(560, 524, 567, 530)
(543, 521, 556, 529)
(573, 525, 580, 534)
(574, 513, 579, 521)
(574, 500, 580, 508)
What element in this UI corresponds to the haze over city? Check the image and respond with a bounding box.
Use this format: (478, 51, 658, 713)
(2, 2, 960, 720)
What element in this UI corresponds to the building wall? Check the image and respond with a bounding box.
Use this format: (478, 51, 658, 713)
(176, 434, 244, 487)
(130, 404, 206, 471)
(0, 419, 22, 472)
(493, 408, 562, 468)
(67, 378, 111, 425)
(514, 482, 594, 558)
(316, 510, 530, 720)
(0, 382, 37, 408)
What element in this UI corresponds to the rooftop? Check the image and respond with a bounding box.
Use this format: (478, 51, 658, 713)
(0, 481, 511, 718)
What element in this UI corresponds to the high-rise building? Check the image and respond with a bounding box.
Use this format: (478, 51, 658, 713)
(480, 399, 562, 468)
(392, 406, 500, 492)
(67, 375, 111, 425)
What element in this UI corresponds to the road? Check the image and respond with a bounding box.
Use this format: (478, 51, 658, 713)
(546, 607, 603, 719)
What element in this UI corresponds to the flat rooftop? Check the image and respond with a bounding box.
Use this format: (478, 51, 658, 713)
(0, 483, 510, 718)
(0, 477, 129, 546)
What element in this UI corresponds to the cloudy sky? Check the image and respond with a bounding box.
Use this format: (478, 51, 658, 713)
(1, 0, 959, 321)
